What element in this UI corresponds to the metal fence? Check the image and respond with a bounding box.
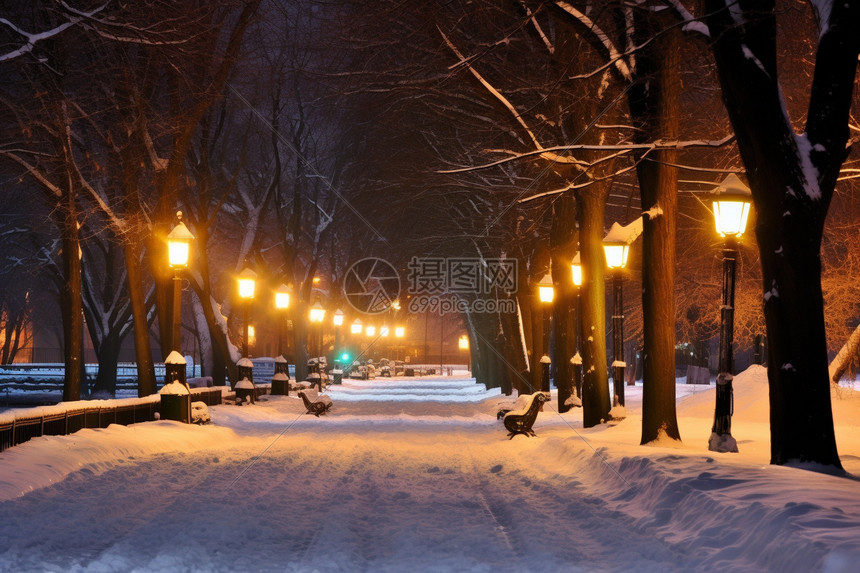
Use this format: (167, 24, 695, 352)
(0, 387, 223, 453)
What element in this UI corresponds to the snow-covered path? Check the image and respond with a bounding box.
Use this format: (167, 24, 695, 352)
(1, 370, 860, 572)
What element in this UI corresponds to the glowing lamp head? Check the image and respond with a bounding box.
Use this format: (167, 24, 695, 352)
(167, 211, 194, 268)
(333, 309, 344, 327)
(395, 326, 405, 338)
(365, 325, 376, 337)
(537, 272, 554, 303)
(603, 242, 629, 270)
(712, 174, 752, 238)
(380, 325, 390, 337)
(275, 284, 290, 309)
(571, 253, 583, 287)
(309, 300, 326, 323)
(237, 268, 257, 299)
(351, 319, 363, 334)
(458, 335, 469, 350)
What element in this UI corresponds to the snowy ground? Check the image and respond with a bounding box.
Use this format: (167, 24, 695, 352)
(1, 366, 859, 572)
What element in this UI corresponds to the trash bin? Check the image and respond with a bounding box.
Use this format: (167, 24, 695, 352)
(160, 393, 191, 423)
(160, 353, 191, 423)
(332, 369, 343, 385)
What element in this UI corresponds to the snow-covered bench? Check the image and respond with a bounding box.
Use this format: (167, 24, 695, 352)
(502, 392, 549, 439)
(299, 388, 333, 417)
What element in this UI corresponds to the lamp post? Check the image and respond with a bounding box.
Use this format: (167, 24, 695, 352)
(237, 268, 257, 359)
(275, 284, 291, 359)
(571, 253, 583, 401)
(603, 235, 630, 407)
(395, 325, 405, 366)
(167, 211, 194, 356)
(537, 271, 554, 393)
(333, 308, 344, 364)
(459, 334, 470, 374)
(709, 173, 752, 453)
(309, 298, 326, 359)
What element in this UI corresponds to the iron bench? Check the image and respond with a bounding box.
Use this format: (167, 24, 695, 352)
(299, 388, 333, 417)
(503, 392, 549, 439)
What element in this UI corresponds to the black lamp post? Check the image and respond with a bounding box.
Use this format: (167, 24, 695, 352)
(571, 253, 583, 401)
(709, 173, 752, 453)
(603, 234, 629, 407)
(237, 268, 257, 359)
(167, 211, 194, 355)
(537, 271, 554, 394)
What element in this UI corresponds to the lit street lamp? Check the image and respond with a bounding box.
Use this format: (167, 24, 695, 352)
(604, 231, 630, 407)
(309, 298, 326, 358)
(167, 211, 194, 355)
(459, 334, 470, 374)
(709, 173, 752, 453)
(537, 271, 554, 393)
(237, 268, 257, 359)
(275, 284, 291, 359)
(162, 211, 194, 423)
(571, 253, 583, 401)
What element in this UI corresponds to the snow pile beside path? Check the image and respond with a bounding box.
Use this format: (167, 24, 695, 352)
(0, 421, 240, 501)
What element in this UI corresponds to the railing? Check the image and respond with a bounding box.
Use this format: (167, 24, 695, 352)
(0, 387, 224, 453)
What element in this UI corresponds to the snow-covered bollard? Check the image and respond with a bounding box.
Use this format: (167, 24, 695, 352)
(159, 352, 191, 423)
(235, 377, 256, 405)
(271, 355, 290, 395)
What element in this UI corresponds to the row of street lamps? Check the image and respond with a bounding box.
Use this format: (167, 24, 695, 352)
(535, 175, 751, 451)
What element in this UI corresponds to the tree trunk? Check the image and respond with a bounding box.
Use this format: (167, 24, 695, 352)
(90, 331, 120, 397)
(576, 186, 611, 427)
(829, 322, 860, 385)
(59, 209, 83, 402)
(551, 192, 577, 413)
(629, 8, 681, 444)
(125, 240, 158, 396)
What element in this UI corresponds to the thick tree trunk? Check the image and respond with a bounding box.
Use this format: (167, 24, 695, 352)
(629, 9, 681, 444)
(125, 240, 158, 396)
(90, 332, 120, 397)
(551, 193, 577, 413)
(705, 0, 859, 468)
(59, 212, 83, 402)
(576, 186, 611, 427)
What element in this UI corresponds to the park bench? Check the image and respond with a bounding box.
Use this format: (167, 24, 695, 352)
(501, 392, 549, 439)
(299, 388, 333, 417)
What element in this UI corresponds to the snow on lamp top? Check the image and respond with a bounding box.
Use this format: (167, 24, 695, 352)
(167, 211, 194, 268)
(712, 173, 752, 238)
(603, 218, 642, 269)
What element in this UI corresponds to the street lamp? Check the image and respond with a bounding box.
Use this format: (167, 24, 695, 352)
(709, 173, 752, 453)
(237, 268, 257, 359)
(537, 271, 554, 393)
(571, 252, 583, 402)
(351, 318, 363, 335)
(604, 233, 629, 407)
(309, 298, 326, 358)
(395, 325, 405, 365)
(459, 334, 470, 374)
(167, 211, 194, 355)
(275, 284, 290, 358)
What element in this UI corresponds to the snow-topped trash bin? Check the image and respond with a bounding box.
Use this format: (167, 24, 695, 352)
(332, 369, 343, 385)
(160, 351, 191, 423)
